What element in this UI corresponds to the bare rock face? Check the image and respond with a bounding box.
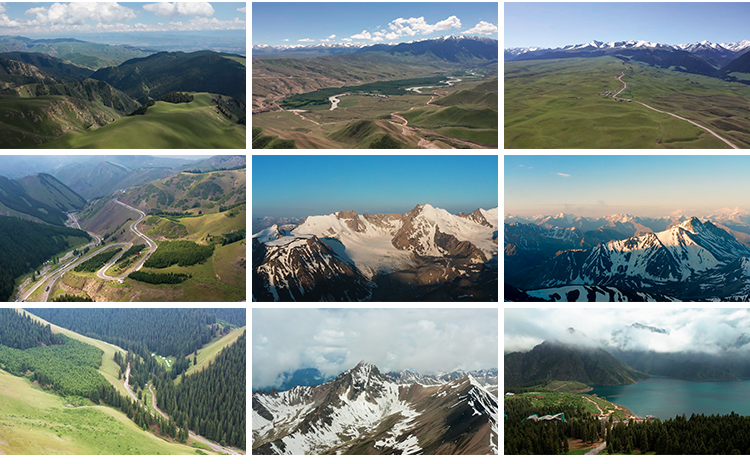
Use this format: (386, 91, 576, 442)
(391, 204, 427, 252)
(335, 210, 365, 232)
(457, 208, 493, 228)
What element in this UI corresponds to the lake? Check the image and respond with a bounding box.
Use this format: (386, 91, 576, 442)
(589, 377, 750, 419)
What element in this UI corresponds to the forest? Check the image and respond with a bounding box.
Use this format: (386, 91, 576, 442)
(156, 332, 246, 449)
(506, 394, 750, 454)
(73, 247, 123, 273)
(0, 308, 245, 451)
(128, 270, 190, 285)
(0, 310, 107, 398)
(26, 308, 225, 359)
(143, 240, 215, 268)
(504, 395, 603, 455)
(0, 216, 91, 301)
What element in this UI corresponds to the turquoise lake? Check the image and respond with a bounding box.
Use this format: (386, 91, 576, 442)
(588, 377, 750, 419)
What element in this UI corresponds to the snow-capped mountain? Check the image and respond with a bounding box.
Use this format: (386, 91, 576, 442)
(252, 361, 498, 455)
(253, 204, 498, 302)
(508, 217, 750, 301)
(505, 39, 750, 68)
(385, 367, 498, 389)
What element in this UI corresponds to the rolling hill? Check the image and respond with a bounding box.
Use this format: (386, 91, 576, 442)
(91, 51, 246, 104)
(41, 93, 246, 149)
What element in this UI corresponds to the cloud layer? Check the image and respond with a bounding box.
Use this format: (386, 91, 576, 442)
(505, 308, 750, 356)
(253, 308, 498, 390)
(0, 2, 244, 33)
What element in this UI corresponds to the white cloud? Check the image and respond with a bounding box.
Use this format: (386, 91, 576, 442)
(557, 172, 571, 177)
(350, 29, 371, 40)
(237, 7, 246, 13)
(371, 36, 384, 42)
(298, 38, 314, 42)
(320, 38, 330, 42)
(143, 2, 214, 18)
(0, 3, 5, 14)
(328, 34, 335, 39)
(462, 20, 498, 35)
(253, 308, 498, 389)
(505, 308, 750, 356)
(385, 31, 399, 40)
(341, 38, 352, 42)
(25, 2, 136, 25)
(388, 15, 461, 38)
(283, 38, 289, 42)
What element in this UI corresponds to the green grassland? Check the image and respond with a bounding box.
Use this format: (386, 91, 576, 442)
(0, 94, 123, 148)
(0, 369, 210, 455)
(508, 391, 630, 421)
(41, 93, 246, 149)
(505, 56, 750, 148)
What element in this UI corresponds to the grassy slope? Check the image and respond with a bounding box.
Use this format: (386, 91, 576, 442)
(0, 95, 123, 148)
(177, 327, 246, 383)
(0, 370, 211, 455)
(505, 56, 750, 148)
(1, 310, 213, 455)
(41, 93, 246, 149)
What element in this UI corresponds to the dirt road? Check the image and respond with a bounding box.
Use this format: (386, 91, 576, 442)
(612, 73, 740, 149)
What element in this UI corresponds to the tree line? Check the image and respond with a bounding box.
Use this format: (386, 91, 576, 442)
(27, 308, 220, 359)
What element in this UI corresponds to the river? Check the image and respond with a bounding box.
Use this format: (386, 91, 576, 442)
(589, 377, 750, 419)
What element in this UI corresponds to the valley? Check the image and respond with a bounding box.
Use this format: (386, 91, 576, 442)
(0, 38, 245, 149)
(252, 37, 498, 149)
(1, 155, 245, 303)
(0, 307, 246, 455)
(505, 307, 750, 455)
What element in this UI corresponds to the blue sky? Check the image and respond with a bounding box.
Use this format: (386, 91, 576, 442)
(505, 155, 750, 217)
(252, 2, 497, 46)
(0, 2, 246, 35)
(505, 2, 750, 49)
(252, 155, 498, 217)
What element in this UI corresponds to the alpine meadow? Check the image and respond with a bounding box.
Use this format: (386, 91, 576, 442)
(505, 2, 750, 149)
(0, 2, 246, 148)
(0, 307, 245, 455)
(252, 2, 498, 149)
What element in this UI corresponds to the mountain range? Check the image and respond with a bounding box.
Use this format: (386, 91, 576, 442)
(254, 36, 498, 62)
(253, 204, 498, 302)
(0, 37, 245, 148)
(505, 212, 750, 301)
(505, 340, 651, 387)
(505, 39, 750, 81)
(507, 319, 750, 386)
(252, 361, 497, 455)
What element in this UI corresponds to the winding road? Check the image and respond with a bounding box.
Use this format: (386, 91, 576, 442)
(611, 72, 740, 149)
(16, 200, 157, 302)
